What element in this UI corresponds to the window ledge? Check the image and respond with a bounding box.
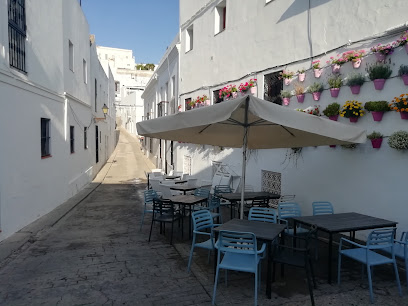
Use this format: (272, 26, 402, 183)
(41, 155, 52, 159)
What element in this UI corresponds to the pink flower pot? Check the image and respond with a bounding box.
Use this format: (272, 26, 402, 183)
(284, 78, 291, 86)
(329, 115, 339, 121)
(232, 92, 238, 99)
(312, 92, 321, 101)
(204, 99, 211, 106)
(314, 69, 322, 78)
(401, 74, 408, 86)
(329, 145, 336, 148)
(349, 117, 358, 123)
(250, 86, 257, 95)
(373, 79, 386, 90)
(371, 138, 383, 149)
(332, 64, 341, 74)
(283, 97, 290, 105)
(350, 85, 361, 94)
(375, 53, 386, 62)
(296, 94, 305, 103)
(371, 111, 384, 122)
(330, 88, 340, 98)
(400, 112, 408, 120)
(298, 73, 306, 82)
(352, 59, 362, 69)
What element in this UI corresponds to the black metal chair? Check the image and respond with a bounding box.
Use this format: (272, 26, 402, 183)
(148, 198, 183, 245)
(272, 224, 318, 306)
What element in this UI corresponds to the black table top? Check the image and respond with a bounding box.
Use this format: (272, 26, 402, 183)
(292, 212, 397, 233)
(170, 185, 197, 191)
(168, 195, 207, 205)
(214, 219, 286, 242)
(164, 175, 181, 180)
(218, 192, 281, 201)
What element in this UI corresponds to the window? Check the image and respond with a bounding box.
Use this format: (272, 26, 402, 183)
(83, 59, 87, 83)
(264, 71, 283, 105)
(172, 76, 176, 98)
(266, 0, 273, 3)
(70, 126, 75, 153)
(94, 79, 97, 112)
(69, 40, 74, 71)
(215, 1, 226, 35)
(84, 127, 88, 149)
(213, 90, 223, 104)
(185, 98, 192, 110)
(95, 126, 99, 163)
(115, 81, 120, 92)
(41, 118, 51, 158)
(170, 141, 174, 165)
(158, 103, 163, 117)
(8, 0, 26, 72)
(186, 25, 194, 52)
(149, 138, 153, 153)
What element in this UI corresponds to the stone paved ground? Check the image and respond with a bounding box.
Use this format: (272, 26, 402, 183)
(0, 129, 406, 305)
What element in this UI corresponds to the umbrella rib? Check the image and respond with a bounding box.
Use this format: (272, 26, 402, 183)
(198, 124, 213, 134)
(280, 125, 296, 137)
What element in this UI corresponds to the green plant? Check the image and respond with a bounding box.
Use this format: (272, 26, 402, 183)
(323, 103, 340, 117)
(297, 68, 305, 74)
(346, 73, 365, 86)
(307, 82, 324, 93)
(280, 70, 295, 79)
(340, 100, 365, 118)
(364, 101, 390, 112)
(280, 90, 292, 98)
(328, 75, 343, 89)
(388, 131, 408, 150)
(367, 63, 392, 80)
(367, 131, 383, 140)
(398, 65, 408, 76)
(293, 82, 305, 95)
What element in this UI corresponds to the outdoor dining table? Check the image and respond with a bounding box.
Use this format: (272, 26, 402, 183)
(217, 192, 281, 219)
(213, 219, 286, 299)
(164, 175, 181, 180)
(170, 185, 197, 195)
(292, 212, 398, 284)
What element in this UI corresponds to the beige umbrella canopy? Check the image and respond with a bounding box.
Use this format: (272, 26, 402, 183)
(137, 95, 366, 218)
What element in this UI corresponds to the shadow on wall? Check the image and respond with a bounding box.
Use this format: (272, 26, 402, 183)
(277, 0, 332, 23)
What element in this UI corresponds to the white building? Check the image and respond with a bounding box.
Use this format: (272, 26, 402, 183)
(143, 0, 408, 236)
(0, 0, 116, 241)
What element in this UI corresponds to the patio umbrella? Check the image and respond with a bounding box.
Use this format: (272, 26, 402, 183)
(137, 95, 366, 218)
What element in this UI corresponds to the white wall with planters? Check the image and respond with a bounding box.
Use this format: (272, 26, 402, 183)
(0, 0, 116, 241)
(175, 0, 408, 238)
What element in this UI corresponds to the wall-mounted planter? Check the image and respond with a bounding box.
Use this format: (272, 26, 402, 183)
(332, 64, 341, 74)
(371, 138, 383, 149)
(312, 92, 321, 101)
(314, 69, 322, 78)
(373, 79, 386, 90)
(352, 59, 362, 69)
(296, 94, 305, 103)
(298, 73, 306, 82)
(250, 86, 257, 94)
(232, 92, 238, 99)
(350, 85, 361, 94)
(349, 117, 359, 123)
(400, 112, 408, 120)
(401, 74, 408, 86)
(284, 78, 291, 86)
(283, 97, 290, 106)
(329, 115, 339, 121)
(330, 88, 340, 98)
(375, 53, 386, 62)
(371, 111, 384, 122)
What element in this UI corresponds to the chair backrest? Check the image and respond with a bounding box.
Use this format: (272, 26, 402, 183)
(312, 201, 334, 215)
(278, 202, 302, 219)
(367, 228, 396, 250)
(208, 196, 221, 210)
(152, 198, 174, 215)
(218, 230, 257, 255)
(154, 184, 174, 199)
(194, 188, 211, 198)
(187, 178, 198, 187)
(144, 189, 159, 204)
(248, 207, 277, 223)
(214, 185, 232, 195)
(192, 210, 214, 232)
(251, 197, 269, 208)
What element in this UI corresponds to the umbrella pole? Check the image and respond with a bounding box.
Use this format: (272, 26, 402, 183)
(240, 96, 250, 220)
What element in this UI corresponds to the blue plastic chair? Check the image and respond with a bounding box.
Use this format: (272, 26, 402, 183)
(192, 188, 211, 211)
(338, 228, 402, 303)
(278, 202, 308, 235)
(187, 210, 219, 272)
(212, 230, 266, 306)
(214, 185, 236, 218)
(312, 201, 334, 215)
(384, 231, 408, 289)
(140, 189, 159, 231)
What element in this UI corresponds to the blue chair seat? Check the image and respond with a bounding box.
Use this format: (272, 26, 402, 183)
(340, 248, 395, 265)
(195, 238, 216, 250)
(219, 252, 263, 273)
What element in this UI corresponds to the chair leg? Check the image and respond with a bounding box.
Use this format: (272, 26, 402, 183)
(337, 253, 342, 285)
(212, 267, 220, 305)
(367, 264, 374, 303)
(187, 236, 196, 272)
(305, 263, 315, 306)
(393, 260, 402, 296)
(148, 219, 155, 242)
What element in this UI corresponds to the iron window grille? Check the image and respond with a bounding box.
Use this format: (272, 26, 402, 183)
(213, 90, 222, 104)
(41, 118, 51, 157)
(8, 0, 26, 72)
(70, 126, 75, 153)
(185, 98, 192, 110)
(264, 71, 283, 105)
(84, 127, 88, 149)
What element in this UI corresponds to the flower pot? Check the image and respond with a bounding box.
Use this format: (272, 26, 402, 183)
(375, 53, 386, 62)
(330, 88, 340, 98)
(204, 99, 211, 106)
(283, 97, 290, 105)
(250, 86, 257, 95)
(232, 92, 238, 99)
(329, 145, 336, 148)
(349, 117, 359, 123)
(312, 92, 321, 101)
(352, 59, 362, 69)
(400, 112, 408, 120)
(314, 69, 322, 78)
(329, 115, 339, 121)
(371, 111, 384, 122)
(371, 138, 383, 149)
(350, 85, 361, 94)
(401, 74, 408, 86)
(332, 64, 341, 74)
(298, 73, 306, 82)
(373, 79, 386, 90)
(284, 78, 291, 86)
(296, 94, 305, 103)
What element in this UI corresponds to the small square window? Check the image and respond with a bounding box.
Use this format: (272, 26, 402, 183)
(70, 126, 75, 153)
(83, 59, 87, 84)
(84, 127, 88, 149)
(215, 1, 226, 35)
(41, 118, 51, 158)
(186, 25, 194, 52)
(69, 40, 74, 72)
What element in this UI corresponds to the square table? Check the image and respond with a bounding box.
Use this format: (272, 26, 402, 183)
(170, 185, 197, 195)
(213, 219, 286, 299)
(217, 192, 281, 219)
(292, 212, 398, 283)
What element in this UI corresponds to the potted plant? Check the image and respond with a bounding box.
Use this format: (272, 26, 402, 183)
(388, 131, 408, 150)
(364, 101, 390, 122)
(307, 82, 324, 101)
(370, 43, 395, 62)
(312, 60, 322, 78)
(342, 50, 365, 68)
(280, 70, 295, 85)
(340, 100, 365, 122)
(328, 75, 343, 98)
(326, 55, 347, 74)
(346, 73, 365, 94)
(293, 82, 305, 103)
(297, 69, 306, 82)
(323, 102, 341, 121)
(367, 63, 392, 90)
(398, 65, 408, 86)
(238, 78, 257, 95)
(219, 86, 232, 101)
(280, 90, 292, 106)
(367, 131, 384, 149)
(231, 85, 238, 98)
(194, 94, 210, 107)
(389, 93, 408, 120)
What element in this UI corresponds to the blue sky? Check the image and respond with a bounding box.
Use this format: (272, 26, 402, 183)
(81, 0, 179, 64)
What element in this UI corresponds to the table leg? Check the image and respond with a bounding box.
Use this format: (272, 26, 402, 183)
(328, 233, 333, 284)
(266, 240, 272, 299)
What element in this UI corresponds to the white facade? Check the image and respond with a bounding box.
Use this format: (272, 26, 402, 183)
(0, 0, 116, 241)
(152, 0, 408, 238)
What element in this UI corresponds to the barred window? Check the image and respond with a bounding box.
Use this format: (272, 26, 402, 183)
(70, 126, 75, 153)
(8, 0, 26, 72)
(264, 71, 283, 105)
(41, 118, 51, 158)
